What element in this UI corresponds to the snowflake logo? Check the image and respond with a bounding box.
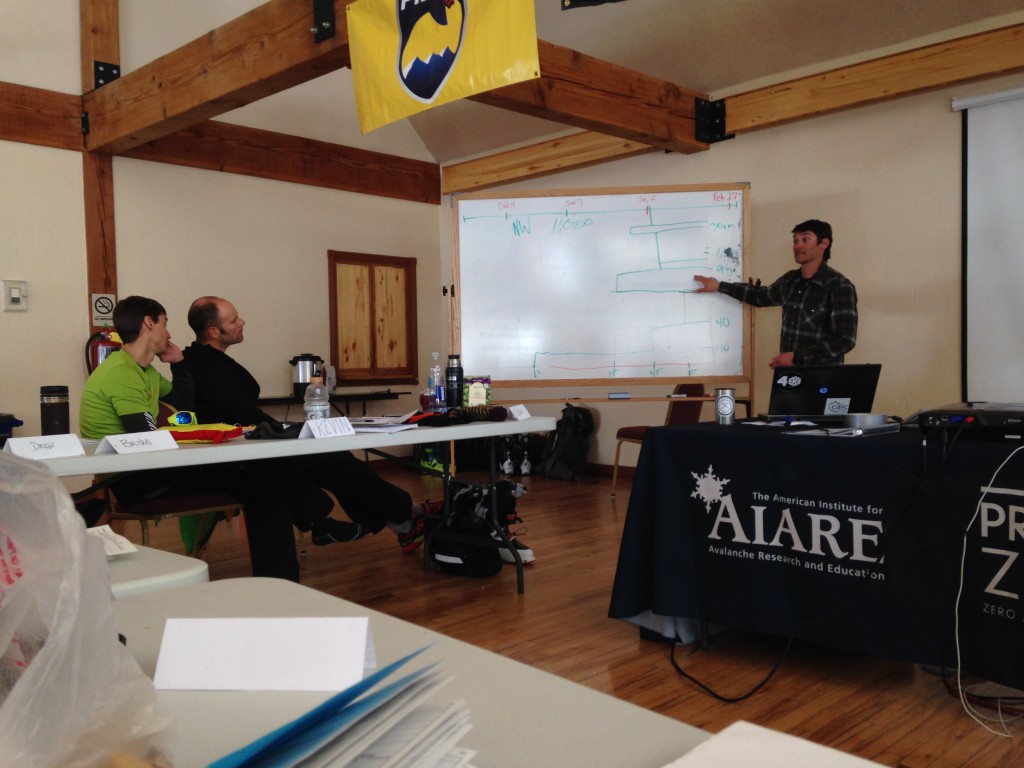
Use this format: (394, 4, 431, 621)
(691, 465, 729, 512)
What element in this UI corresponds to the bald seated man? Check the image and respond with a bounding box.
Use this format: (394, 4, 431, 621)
(182, 296, 438, 553)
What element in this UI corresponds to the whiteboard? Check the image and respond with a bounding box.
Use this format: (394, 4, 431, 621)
(454, 185, 750, 385)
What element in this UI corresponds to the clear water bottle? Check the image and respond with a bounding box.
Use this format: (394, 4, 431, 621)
(430, 352, 445, 411)
(303, 375, 331, 420)
(446, 354, 464, 411)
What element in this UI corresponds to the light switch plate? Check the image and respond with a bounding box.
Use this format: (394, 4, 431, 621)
(2, 280, 28, 311)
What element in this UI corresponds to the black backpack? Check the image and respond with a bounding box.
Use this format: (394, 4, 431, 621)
(541, 404, 596, 483)
(429, 480, 526, 577)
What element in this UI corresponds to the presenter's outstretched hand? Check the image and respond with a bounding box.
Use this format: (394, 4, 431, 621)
(693, 275, 719, 293)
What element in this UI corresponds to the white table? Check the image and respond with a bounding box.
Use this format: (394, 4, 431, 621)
(43, 417, 555, 592)
(115, 578, 708, 767)
(108, 545, 209, 598)
(39, 417, 555, 477)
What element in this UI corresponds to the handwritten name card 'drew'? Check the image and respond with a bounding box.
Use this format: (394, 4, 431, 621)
(4, 433, 85, 460)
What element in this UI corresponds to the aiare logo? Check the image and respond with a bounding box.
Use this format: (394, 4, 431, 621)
(397, 0, 466, 103)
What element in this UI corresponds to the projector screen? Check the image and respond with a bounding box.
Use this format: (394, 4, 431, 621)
(961, 92, 1024, 402)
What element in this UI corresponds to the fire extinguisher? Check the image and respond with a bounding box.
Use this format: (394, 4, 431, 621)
(85, 328, 122, 373)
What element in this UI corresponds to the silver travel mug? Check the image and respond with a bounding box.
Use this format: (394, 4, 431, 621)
(715, 388, 736, 425)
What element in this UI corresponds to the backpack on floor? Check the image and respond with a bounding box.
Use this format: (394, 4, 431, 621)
(429, 480, 527, 577)
(541, 404, 596, 483)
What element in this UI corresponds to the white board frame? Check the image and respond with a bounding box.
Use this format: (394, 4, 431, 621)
(452, 184, 752, 387)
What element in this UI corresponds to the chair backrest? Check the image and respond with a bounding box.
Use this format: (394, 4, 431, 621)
(665, 383, 705, 425)
(157, 400, 176, 426)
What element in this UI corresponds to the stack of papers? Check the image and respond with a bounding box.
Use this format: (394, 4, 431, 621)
(154, 618, 473, 767)
(208, 649, 473, 768)
(348, 411, 419, 433)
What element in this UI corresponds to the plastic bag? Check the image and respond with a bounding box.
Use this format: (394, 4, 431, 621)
(0, 453, 172, 767)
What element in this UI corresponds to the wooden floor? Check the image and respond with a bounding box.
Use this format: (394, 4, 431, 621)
(123, 462, 1024, 767)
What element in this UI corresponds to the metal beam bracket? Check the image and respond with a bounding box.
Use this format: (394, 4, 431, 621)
(695, 97, 734, 144)
(312, 0, 337, 43)
(93, 60, 121, 90)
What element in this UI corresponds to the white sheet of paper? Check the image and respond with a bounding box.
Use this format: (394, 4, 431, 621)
(153, 617, 372, 691)
(662, 721, 883, 767)
(86, 524, 138, 556)
(3, 433, 85, 459)
(96, 429, 178, 454)
(300, 416, 355, 438)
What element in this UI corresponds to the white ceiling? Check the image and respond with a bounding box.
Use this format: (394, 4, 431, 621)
(535, 0, 1024, 96)
(114, 0, 1024, 167)
(406, 0, 1024, 164)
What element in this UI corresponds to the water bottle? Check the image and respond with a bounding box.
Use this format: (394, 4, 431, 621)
(430, 352, 445, 411)
(303, 375, 331, 420)
(446, 354, 464, 412)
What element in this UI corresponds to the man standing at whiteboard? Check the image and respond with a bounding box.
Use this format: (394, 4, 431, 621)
(693, 219, 858, 367)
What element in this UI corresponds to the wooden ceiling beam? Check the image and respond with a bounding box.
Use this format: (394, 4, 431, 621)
(80, 3, 708, 159)
(471, 41, 710, 156)
(726, 23, 1024, 133)
(122, 120, 440, 204)
(0, 82, 82, 150)
(41, 2, 1024, 199)
(451, 23, 1024, 189)
(80, 0, 121, 324)
(81, 0, 354, 154)
(442, 131, 657, 195)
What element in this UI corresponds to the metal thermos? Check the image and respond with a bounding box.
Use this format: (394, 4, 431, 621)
(40, 385, 70, 435)
(445, 354, 464, 411)
(715, 387, 736, 426)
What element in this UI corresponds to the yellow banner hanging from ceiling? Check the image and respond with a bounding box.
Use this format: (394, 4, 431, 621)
(348, 0, 540, 134)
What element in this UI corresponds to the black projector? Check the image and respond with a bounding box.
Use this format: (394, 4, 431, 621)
(917, 402, 1024, 439)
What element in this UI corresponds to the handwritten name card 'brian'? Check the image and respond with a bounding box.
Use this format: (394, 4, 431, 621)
(96, 429, 178, 455)
(3, 433, 85, 460)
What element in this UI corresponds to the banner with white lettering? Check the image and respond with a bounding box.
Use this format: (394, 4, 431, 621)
(610, 423, 1024, 690)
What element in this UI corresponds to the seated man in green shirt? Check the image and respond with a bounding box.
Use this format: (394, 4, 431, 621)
(80, 295, 300, 581)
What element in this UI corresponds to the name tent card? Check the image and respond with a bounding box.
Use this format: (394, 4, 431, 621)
(153, 616, 373, 691)
(3, 433, 85, 460)
(96, 429, 178, 455)
(299, 416, 355, 439)
(507, 404, 531, 421)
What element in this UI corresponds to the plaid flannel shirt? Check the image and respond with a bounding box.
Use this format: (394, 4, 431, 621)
(719, 264, 858, 364)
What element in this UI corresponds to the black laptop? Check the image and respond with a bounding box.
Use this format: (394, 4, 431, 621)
(762, 364, 882, 423)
